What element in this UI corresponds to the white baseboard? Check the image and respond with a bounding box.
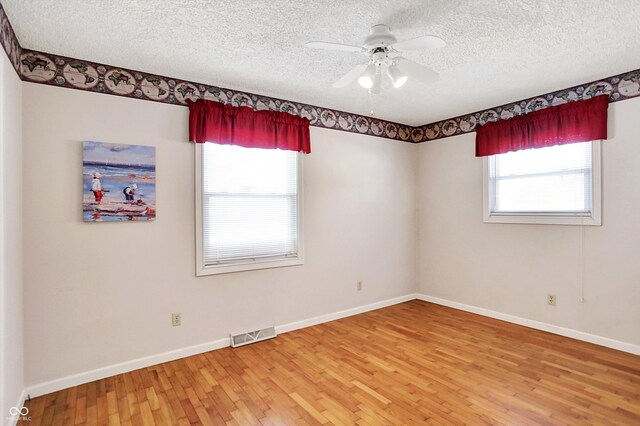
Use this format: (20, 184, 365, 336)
(24, 337, 230, 398)
(416, 294, 640, 356)
(276, 293, 417, 334)
(24, 293, 417, 398)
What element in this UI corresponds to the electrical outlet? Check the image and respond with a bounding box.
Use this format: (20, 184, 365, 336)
(547, 294, 556, 306)
(357, 281, 363, 291)
(172, 313, 182, 327)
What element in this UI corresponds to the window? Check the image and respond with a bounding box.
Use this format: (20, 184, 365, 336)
(195, 143, 303, 275)
(483, 141, 601, 225)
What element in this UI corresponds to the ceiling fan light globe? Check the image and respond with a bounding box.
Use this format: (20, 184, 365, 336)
(358, 63, 377, 89)
(358, 75, 374, 88)
(387, 64, 408, 88)
(393, 75, 408, 88)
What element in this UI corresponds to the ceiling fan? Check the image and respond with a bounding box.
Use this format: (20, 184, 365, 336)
(305, 24, 445, 94)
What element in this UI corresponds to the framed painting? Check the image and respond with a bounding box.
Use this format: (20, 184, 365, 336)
(83, 141, 156, 222)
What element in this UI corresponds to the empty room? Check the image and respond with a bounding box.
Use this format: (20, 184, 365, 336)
(1, 1, 639, 425)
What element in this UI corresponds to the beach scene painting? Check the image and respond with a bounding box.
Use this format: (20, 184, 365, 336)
(83, 141, 156, 222)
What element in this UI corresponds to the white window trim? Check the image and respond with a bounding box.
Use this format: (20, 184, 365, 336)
(194, 144, 304, 276)
(482, 140, 602, 226)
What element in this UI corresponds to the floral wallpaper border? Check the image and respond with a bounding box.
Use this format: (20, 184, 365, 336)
(415, 69, 640, 142)
(16, 47, 416, 142)
(0, 2, 22, 75)
(2, 2, 640, 144)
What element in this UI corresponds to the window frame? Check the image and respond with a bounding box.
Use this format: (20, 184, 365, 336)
(482, 140, 602, 226)
(195, 143, 304, 276)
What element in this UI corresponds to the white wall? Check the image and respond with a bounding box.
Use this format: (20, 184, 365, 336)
(417, 97, 640, 347)
(21, 83, 417, 389)
(18, 72, 640, 396)
(0, 53, 24, 417)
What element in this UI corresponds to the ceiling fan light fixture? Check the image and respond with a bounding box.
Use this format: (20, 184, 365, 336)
(387, 63, 408, 88)
(392, 75, 408, 88)
(358, 75, 373, 89)
(313, 24, 443, 93)
(358, 63, 377, 88)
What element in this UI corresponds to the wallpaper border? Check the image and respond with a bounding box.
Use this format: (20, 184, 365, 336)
(0, 1, 21, 75)
(17, 47, 418, 142)
(415, 69, 640, 142)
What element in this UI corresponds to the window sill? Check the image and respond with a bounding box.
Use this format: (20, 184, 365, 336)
(483, 213, 601, 226)
(196, 256, 304, 276)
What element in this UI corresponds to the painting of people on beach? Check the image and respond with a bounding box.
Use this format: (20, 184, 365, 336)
(83, 141, 156, 222)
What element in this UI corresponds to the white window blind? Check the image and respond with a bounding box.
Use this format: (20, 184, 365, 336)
(488, 142, 593, 214)
(202, 143, 299, 266)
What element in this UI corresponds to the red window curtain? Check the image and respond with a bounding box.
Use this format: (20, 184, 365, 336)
(188, 99, 311, 153)
(475, 95, 608, 157)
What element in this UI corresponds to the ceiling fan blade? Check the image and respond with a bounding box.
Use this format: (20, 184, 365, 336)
(332, 63, 368, 88)
(396, 57, 439, 84)
(392, 35, 446, 51)
(305, 41, 363, 53)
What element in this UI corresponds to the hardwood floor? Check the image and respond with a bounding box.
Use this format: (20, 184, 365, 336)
(21, 300, 640, 425)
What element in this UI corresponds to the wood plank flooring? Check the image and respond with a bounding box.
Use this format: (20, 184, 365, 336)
(20, 300, 640, 425)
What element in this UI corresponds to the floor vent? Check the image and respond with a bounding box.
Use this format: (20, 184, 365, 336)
(230, 326, 277, 348)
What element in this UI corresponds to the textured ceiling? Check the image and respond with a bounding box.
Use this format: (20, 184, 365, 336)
(4, 0, 640, 126)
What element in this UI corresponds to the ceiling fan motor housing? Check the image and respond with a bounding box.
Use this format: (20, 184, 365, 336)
(363, 24, 397, 50)
(371, 48, 389, 66)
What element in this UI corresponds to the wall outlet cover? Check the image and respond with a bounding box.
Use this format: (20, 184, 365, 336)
(172, 313, 182, 326)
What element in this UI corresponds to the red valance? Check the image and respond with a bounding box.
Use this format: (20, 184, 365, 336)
(188, 99, 311, 153)
(475, 95, 608, 157)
